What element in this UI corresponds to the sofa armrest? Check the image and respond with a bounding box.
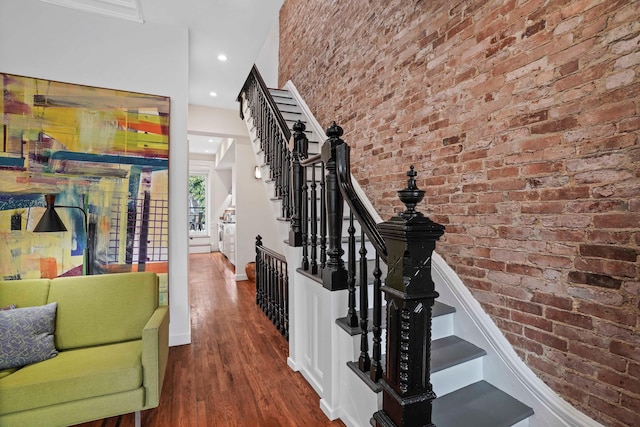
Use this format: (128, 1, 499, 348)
(142, 305, 170, 408)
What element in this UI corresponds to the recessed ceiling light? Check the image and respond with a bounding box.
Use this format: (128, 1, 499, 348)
(209, 91, 217, 97)
(208, 139, 214, 143)
(218, 54, 227, 62)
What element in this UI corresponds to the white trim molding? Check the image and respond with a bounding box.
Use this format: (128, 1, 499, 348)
(40, 0, 144, 23)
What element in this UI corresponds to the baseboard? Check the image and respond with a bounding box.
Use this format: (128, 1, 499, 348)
(169, 333, 191, 347)
(189, 245, 211, 254)
(235, 273, 248, 281)
(320, 398, 340, 421)
(287, 356, 299, 372)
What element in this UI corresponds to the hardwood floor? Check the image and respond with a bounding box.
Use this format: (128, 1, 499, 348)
(77, 253, 345, 427)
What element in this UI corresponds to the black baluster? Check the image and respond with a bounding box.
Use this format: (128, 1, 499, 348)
(346, 213, 358, 328)
(370, 254, 383, 383)
(271, 257, 280, 329)
(358, 228, 370, 372)
(319, 163, 327, 271)
(256, 235, 262, 307)
(310, 165, 318, 274)
(278, 258, 285, 333)
(289, 121, 308, 246)
(301, 178, 309, 270)
(283, 264, 289, 340)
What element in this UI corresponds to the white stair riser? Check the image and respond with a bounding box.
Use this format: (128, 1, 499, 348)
(431, 358, 483, 397)
(432, 312, 455, 341)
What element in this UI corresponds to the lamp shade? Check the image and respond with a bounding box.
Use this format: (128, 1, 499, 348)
(33, 194, 68, 232)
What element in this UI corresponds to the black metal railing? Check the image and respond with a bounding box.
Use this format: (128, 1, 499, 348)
(239, 66, 445, 427)
(239, 66, 293, 220)
(255, 235, 289, 340)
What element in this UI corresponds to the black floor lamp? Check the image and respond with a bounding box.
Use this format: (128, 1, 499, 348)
(33, 194, 92, 275)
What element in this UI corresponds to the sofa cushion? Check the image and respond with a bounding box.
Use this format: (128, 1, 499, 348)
(0, 340, 143, 415)
(0, 302, 58, 370)
(0, 368, 17, 380)
(0, 279, 50, 309)
(48, 272, 158, 350)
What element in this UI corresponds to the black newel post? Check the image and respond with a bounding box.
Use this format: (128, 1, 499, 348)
(289, 120, 308, 247)
(373, 166, 445, 427)
(320, 122, 348, 291)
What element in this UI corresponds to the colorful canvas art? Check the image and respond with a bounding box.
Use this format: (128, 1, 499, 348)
(1, 74, 169, 302)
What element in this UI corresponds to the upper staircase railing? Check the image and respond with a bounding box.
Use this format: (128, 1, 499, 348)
(238, 66, 445, 427)
(239, 65, 293, 221)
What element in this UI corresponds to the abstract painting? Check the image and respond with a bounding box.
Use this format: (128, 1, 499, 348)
(1, 73, 169, 303)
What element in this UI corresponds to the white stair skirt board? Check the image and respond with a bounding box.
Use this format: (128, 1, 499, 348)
(432, 252, 604, 427)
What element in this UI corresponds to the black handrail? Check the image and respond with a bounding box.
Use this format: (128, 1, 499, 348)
(335, 143, 387, 263)
(238, 65, 291, 142)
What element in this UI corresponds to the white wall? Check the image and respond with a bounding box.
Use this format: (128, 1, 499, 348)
(234, 138, 283, 280)
(188, 105, 249, 137)
(255, 18, 280, 87)
(0, 0, 191, 346)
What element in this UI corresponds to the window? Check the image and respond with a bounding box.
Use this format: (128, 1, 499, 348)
(189, 174, 208, 236)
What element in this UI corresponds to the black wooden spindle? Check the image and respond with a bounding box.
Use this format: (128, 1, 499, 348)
(283, 270, 289, 340)
(358, 228, 370, 372)
(346, 212, 358, 328)
(319, 164, 327, 271)
(278, 258, 285, 332)
(370, 254, 383, 382)
(301, 179, 309, 270)
(255, 235, 262, 307)
(310, 165, 318, 274)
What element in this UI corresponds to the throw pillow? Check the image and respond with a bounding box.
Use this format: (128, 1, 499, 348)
(1, 304, 16, 310)
(0, 302, 58, 370)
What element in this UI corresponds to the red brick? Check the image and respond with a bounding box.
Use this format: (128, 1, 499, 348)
(580, 244, 638, 262)
(593, 213, 640, 228)
(577, 301, 638, 326)
(570, 341, 628, 372)
(506, 298, 543, 315)
(512, 310, 553, 332)
(546, 307, 594, 330)
(525, 327, 568, 351)
(568, 271, 622, 289)
(610, 341, 640, 363)
(532, 292, 573, 310)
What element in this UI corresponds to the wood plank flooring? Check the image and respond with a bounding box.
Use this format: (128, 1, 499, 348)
(77, 253, 345, 427)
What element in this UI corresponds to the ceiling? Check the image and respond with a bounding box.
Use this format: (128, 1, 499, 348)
(41, 0, 284, 111)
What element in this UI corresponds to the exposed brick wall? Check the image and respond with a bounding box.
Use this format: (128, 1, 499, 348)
(279, 0, 639, 425)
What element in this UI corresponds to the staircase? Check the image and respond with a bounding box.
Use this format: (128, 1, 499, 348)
(238, 66, 603, 427)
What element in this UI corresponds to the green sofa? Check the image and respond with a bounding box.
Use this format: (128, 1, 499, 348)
(0, 272, 169, 427)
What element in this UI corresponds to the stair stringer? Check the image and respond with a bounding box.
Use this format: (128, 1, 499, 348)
(431, 252, 604, 427)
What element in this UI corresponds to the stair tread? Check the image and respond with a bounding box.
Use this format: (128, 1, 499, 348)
(336, 301, 454, 336)
(433, 380, 534, 427)
(431, 335, 486, 373)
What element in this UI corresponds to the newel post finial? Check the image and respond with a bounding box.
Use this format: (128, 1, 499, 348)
(397, 165, 425, 218)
